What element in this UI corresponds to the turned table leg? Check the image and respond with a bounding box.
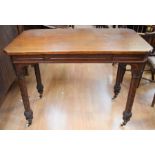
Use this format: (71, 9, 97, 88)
(121, 63, 144, 126)
(34, 64, 44, 98)
(113, 63, 127, 99)
(15, 64, 33, 126)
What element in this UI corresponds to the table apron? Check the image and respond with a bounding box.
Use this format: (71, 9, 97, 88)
(11, 54, 148, 64)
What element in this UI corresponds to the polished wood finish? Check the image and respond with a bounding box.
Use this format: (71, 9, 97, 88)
(0, 64, 155, 129)
(33, 64, 44, 98)
(4, 28, 153, 126)
(121, 63, 145, 125)
(113, 63, 126, 99)
(5, 29, 152, 55)
(113, 63, 146, 125)
(14, 64, 33, 126)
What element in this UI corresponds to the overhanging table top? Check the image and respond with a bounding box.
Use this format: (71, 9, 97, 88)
(4, 28, 153, 55)
(5, 28, 153, 126)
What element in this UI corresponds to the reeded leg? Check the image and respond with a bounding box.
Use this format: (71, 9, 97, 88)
(34, 64, 44, 98)
(15, 64, 33, 126)
(151, 94, 155, 107)
(113, 63, 126, 99)
(121, 63, 144, 126)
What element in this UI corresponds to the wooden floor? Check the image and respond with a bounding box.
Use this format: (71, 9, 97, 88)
(0, 63, 155, 130)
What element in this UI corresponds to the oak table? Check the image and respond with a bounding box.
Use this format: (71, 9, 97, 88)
(4, 28, 152, 127)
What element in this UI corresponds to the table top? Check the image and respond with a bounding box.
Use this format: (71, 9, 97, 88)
(4, 28, 153, 56)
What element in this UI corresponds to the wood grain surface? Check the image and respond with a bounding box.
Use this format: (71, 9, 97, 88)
(0, 63, 154, 129)
(4, 28, 152, 55)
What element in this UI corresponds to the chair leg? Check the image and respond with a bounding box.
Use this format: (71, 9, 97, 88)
(151, 94, 155, 107)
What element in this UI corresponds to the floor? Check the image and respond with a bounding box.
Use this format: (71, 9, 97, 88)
(0, 63, 154, 130)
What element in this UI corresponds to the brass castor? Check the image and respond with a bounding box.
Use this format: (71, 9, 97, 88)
(26, 119, 32, 127)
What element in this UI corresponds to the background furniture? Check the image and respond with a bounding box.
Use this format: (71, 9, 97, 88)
(148, 56, 155, 80)
(43, 25, 74, 29)
(144, 32, 155, 81)
(0, 25, 21, 106)
(23, 25, 74, 30)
